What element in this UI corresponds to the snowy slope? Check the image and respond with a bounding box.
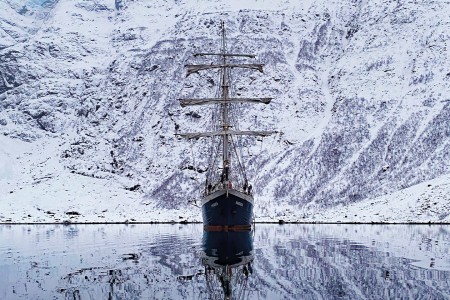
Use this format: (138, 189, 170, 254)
(0, 0, 449, 223)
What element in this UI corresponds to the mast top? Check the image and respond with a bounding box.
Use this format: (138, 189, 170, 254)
(191, 21, 257, 60)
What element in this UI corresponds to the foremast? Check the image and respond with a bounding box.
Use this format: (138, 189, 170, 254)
(178, 21, 275, 192)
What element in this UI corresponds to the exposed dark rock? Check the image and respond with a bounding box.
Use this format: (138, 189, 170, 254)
(125, 184, 141, 191)
(65, 211, 81, 216)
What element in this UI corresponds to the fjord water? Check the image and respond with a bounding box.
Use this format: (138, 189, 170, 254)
(0, 224, 449, 299)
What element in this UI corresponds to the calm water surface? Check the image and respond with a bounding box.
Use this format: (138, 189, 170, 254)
(0, 224, 449, 299)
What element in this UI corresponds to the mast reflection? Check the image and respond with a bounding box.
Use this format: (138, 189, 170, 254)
(202, 230, 254, 300)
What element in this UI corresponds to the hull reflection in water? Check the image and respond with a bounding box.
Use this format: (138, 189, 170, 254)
(202, 230, 254, 299)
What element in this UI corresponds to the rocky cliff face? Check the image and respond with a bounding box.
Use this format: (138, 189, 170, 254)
(0, 0, 449, 221)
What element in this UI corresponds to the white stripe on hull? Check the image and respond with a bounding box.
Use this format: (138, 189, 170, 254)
(202, 188, 254, 206)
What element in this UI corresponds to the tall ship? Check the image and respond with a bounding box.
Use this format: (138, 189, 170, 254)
(178, 21, 275, 230)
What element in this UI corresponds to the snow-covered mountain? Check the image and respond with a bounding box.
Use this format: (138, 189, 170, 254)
(0, 0, 449, 223)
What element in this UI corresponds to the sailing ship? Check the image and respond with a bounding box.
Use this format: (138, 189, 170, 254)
(178, 21, 275, 230)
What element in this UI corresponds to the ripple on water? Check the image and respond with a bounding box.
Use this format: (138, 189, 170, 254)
(0, 224, 449, 299)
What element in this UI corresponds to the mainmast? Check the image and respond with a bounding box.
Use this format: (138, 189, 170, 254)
(178, 21, 276, 186)
(221, 22, 230, 180)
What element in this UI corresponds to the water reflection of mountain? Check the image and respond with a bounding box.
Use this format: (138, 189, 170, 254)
(202, 230, 254, 299)
(249, 225, 450, 300)
(53, 225, 450, 299)
(2, 225, 449, 299)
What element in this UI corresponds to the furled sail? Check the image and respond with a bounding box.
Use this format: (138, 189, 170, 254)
(177, 130, 277, 139)
(179, 97, 272, 107)
(185, 64, 263, 76)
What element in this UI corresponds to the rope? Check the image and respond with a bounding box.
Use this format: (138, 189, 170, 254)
(206, 139, 221, 184)
(204, 28, 225, 187)
(230, 135, 247, 184)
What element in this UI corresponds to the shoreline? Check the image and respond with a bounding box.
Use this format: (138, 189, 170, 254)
(1, 221, 449, 225)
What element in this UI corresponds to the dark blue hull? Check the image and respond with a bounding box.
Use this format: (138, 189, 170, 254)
(202, 189, 253, 228)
